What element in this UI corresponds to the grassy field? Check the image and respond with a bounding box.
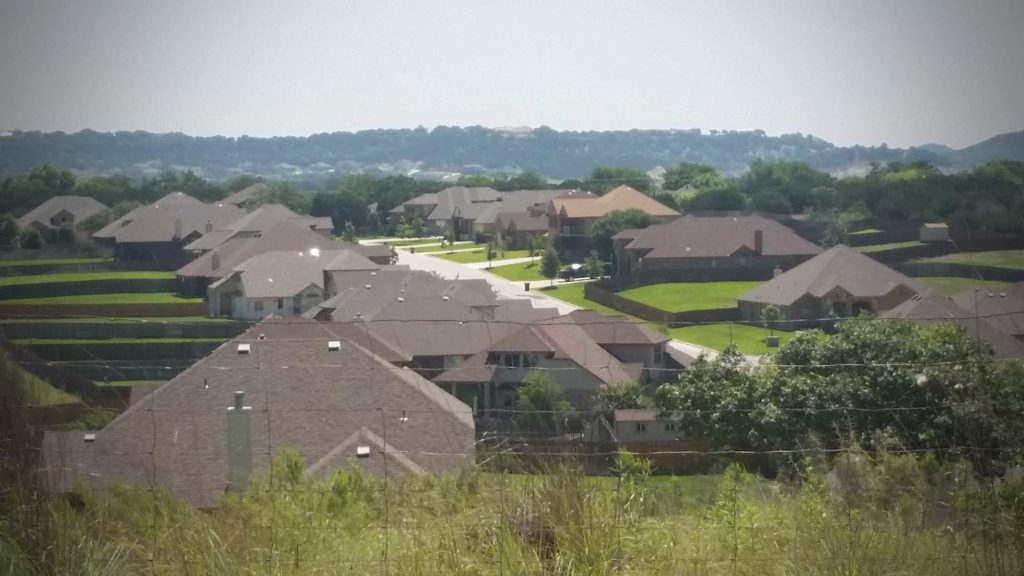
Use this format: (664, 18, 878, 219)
(415, 242, 486, 254)
(668, 322, 795, 354)
(0, 271, 174, 287)
(917, 249, 1024, 269)
(0, 316, 234, 324)
(856, 240, 925, 252)
(436, 249, 530, 264)
(2, 293, 202, 305)
(914, 276, 1010, 296)
(485, 260, 546, 281)
(849, 227, 884, 235)
(618, 281, 760, 313)
(13, 337, 227, 344)
(384, 237, 443, 247)
(534, 282, 628, 317)
(0, 257, 108, 267)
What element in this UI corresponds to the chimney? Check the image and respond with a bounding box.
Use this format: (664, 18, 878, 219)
(226, 390, 252, 493)
(754, 230, 763, 256)
(173, 218, 183, 240)
(211, 250, 220, 270)
(773, 265, 783, 278)
(205, 218, 213, 234)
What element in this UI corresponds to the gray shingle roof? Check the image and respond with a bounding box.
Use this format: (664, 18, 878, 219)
(473, 190, 564, 225)
(16, 195, 108, 229)
(739, 245, 927, 307)
(92, 196, 245, 244)
(882, 291, 1024, 358)
(556, 310, 669, 345)
(619, 215, 822, 259)
(184, 204, 333, 251)
(222, 182, 268, 206)
(952, 282, 1024, 337)
(232, 248, 380, 299)
(42, 319, 474, 508)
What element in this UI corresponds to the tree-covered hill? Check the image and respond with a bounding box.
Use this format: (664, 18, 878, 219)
(1, 126, 1020, 181)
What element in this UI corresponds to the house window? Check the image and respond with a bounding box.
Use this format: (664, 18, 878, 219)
(276, 298, 284, 310)
(653, 344, 664, 364)
(665, 422, 677, 433)
(254, 301, 263, 312)
(292, 299, 301, 314)
(635, 423, 647, 433)
(502, 354, 522, 368)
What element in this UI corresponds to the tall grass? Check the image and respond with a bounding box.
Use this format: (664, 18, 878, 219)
(3, 448, 1018, 575)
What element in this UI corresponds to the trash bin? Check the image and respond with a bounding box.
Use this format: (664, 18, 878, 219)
(410, 247, 415, 254)
(765, 335, 780, 347)
(524, 282, 531, 291)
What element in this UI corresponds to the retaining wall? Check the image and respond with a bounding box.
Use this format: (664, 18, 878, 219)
(17, 340, 225, 362)
(1, 320, 249, 340)
(0, 278, 178, 300)
(0, 302, 207, 318)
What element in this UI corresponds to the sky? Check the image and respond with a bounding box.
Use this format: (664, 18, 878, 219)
(0, 0, 1022, 149)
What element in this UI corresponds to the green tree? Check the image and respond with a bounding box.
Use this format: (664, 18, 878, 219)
(341, 220, 357, 242)
(0, 214, 18, 247)
(541, 247, 561, 287)
(583, 166, 654, 195)
(584, 250, 605, 279)
(17, 228, 43, 249)
(682, 187, 747, 212)
(56, 223, 75, 244)
(499, 170, 549, 190)
(250, 182, 312, 214)
(588, 208, 655, 261)
(663, 162, 720, 191)
(528, 235, 546, 262)
(78, 200, 140, 234)
(595, 382, 646, 410)
(760, 304, 783, 337)
(516, 369, 573, 437)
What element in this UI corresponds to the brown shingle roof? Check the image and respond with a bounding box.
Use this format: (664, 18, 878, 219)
(739, 245, 927, 307)
(882, 291, 1024, 358)
(555, 310, 669, 345)
(619, 215, 822, 259)
(16, 195, 107, 229)
(42, 319, 474, 508)
(184, 204, 332, 251)
(952, 283, 1024, 337)
(222, 182, 268, 206)
(550, 185, 679, 219)
(230, 248, 380, 299)
(93, 197, 244, 244)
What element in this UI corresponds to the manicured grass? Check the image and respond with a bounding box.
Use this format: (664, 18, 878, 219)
(668, 323, 795, 354)
(436, 249, 530, 264)
(485, 261, 546, 281)
(385, 237, 444, 247)
(0, 257, 108, 267)
(415, 242, 486, 254)
(0, 316, 233, 324)
(856, 240, 925, 253)
(2, 350, 79, 405)
(914, 276, 1010, 297)
(534, 282, 628, 317)
(95, 379, 167, 388)
(2, 293, 202, 305)
(849, 228, 884, 235)
(918, 249, 1024, 270)
(0, 271, 174, 286)
(14, 337, 227, 344)
(618, 281, 760, 313)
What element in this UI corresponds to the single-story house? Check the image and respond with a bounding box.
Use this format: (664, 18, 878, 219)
(388, 187, 564, 241)
(882, 291, 1024, 358)
(614, 215, 822, 282)
(738, 245, 927, 324)
(547, 186, 680, 259)
(16, 195, 107, 240)
(42, 319, 475, 508)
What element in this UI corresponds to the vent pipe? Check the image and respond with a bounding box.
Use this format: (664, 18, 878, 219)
(211, 250, 220, 270)
(226, 390, 252, 493)
(173, 218, 183, 240)
(205, 218, 213, 234)
(754, 230, 763, 256)
(772, 265, 783, 278)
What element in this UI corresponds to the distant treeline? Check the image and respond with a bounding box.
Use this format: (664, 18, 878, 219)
(4, 158, 1024, 239)
(1, 126, 1022, 181)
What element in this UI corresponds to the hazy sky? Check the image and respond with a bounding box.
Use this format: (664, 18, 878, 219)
(1, 0, 1022, 148)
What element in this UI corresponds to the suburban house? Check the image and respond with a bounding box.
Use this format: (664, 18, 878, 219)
(388, 187, 564, 241)
(42, 320, 475, 508)
(92, 192, 245, 266)
(613, 215, 822, 283)
(609, 409, 708, 473)
(207, 247, 382, 320)
(15, 195, 107, 240)
(919, 222, 950, 243)
(175, 219, 342, 296)
(184, 203, 333, 252)
(882, 291, 1024, 358)
(558, 310, 674, 382)
(738, 245, 927, 324)
(221, 182, 268, 208)
(952, 283, 1024, 341)
(433, 317, 645, 416)
(494, 210, 548, 250)
(471, 189, 565, 240)
(547, 186, 680, 258)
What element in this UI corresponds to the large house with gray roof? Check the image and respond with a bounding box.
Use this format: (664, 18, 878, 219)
(16, 195, 107, 239)
(614, 215, 822, 283)
(952, 282, 1024, 342)
(882, 291, 1024, 358)
(42, 319, 475, 508)
(738, 245, 927, 324)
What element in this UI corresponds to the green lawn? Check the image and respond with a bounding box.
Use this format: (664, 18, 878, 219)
(415, 242, 486, 254)
(384, 238, 443, 247)
(0, 257, 108, 267)
(0, 271, 174, 287)
(2, 351, 79, 405)
(618, 281, 760, 313)
(668, 323, 795, 355)
(849, 228, 885, 235)
(485, 260, 546, 282)
(0, 316, 233, 324)
(914, 276, 1010, 297)
(14, 337, 227, 344)
(2, 292, 202, 305)
(436, 249, 530, 264)
(534, 282, 629, 318)
(918, 249, 1024, 270)
(95, 379, 167, 388)
(856, 240, 925, 253)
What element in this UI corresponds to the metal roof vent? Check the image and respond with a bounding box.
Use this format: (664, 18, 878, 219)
(371, 271, 377, 276)
(397, 296, 405, 302)
(83, 433, 96, 443)
(237, 343, 251, 355)
(443, 295, 450, 301)
(365, 284, 372, 289)
(327, 340, 341, 351)
(356, 446, 371, 458)
(257, 334, 266, 340)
